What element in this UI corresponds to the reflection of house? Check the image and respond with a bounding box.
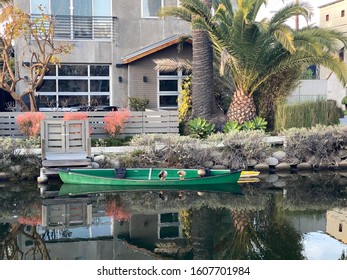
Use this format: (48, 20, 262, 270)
(41, 197, 93, 229)
(13, 0, 191, 110)
(286, 212, 327, 234)
(326, 208, 347, 244)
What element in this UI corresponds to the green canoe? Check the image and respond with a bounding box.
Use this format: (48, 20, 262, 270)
(58, 168, 242, 188)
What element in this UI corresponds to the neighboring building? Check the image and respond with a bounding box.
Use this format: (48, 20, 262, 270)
(13, 0, 191, 111)
(319, 0, 347, 107)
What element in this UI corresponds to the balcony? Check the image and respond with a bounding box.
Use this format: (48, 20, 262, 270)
(31, 14, 117, 41)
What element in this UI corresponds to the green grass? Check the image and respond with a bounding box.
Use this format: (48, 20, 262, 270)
(275, 99, 341, 131)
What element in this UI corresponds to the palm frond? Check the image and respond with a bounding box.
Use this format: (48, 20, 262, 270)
(153, 58, 192, 72)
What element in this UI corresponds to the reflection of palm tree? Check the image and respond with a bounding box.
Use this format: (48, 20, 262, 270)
(191, 206, 216, 259)
(213, 194, 305, 260)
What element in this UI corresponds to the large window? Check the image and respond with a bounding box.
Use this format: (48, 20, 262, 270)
(157, 69, 189, 109)
(37, 64, 110, 110)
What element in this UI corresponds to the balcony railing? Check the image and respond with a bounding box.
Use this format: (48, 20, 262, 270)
(31, 14, 117, 40)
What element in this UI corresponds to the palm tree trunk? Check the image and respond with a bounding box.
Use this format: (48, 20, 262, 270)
(227, 89, 256, 124)
(191, 0, 219, 121)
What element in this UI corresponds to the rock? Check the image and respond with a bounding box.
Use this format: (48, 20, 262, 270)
(287, 158, 300, 165)
(10, 165, 21, 173)
(91, 162, 100, 169)
(272, 151, 286, 161)
(37, 175, 48, 184)
(339, 160, 347, 169)
(273, 180, 286, 188)
(254, 163, 270, 171)
(265, 157, 279, 166)
(93, 155, 106, 164)
(297, 162, 312, 170)
(0, 172, 9, 180)
(338, 150, 347, 159)
(247, 159, 257, 167)
(203, 161, 214, 169)
(275, 162, 291, 171)
(265, 174, 279, 183)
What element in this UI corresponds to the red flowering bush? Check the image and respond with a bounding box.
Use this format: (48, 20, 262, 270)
(63, 112, 88, 120)
(17, 215, 42, 226)
(105, 201, 131, 222)
(103, 110, 130, 137)
(15, 112, 46, 138)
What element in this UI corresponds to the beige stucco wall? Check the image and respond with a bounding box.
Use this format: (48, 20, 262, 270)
(319, 0, 347, 107)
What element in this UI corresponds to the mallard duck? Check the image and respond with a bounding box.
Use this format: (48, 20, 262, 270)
(158, 170, 168, 180)
(177, 170, 186, 180)
(197, 167, 206, 177)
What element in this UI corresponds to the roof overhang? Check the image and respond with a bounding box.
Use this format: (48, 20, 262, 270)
(121, 34, 192, 64)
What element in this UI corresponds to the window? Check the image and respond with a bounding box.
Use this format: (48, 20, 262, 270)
(37, 64, 110, 110)
(30, 0, 112, 39)
(339, 48, 344, 62)
(142, 0, 163, 18)
(326, 14, 329, 21)
(157, 69, 189, 109)
(342, 10, 345, 17)
(158, 213, 181, 239)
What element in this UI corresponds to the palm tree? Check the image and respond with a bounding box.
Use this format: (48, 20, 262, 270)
(158, 0, 223, 124)
(162, 0, 347, 124)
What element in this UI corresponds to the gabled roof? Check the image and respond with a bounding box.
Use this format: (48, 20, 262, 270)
(121, 34, 191, 64)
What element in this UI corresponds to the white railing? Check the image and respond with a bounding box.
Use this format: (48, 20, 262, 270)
(0, 111, 179, 139)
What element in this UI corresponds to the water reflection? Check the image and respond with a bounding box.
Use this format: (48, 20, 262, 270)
(1, 171, 347, 260)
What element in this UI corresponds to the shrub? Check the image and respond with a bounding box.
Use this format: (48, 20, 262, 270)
(341, 96, 347, 105)
(223, 117, 267, 133)
(188, 117, 215, 139)
(129, 97, 149, 111)
(178, 76, 192, 122)
(223, 120, 241, 132)
(275, 100, 340, 131)
(103, 109, 131, 137)
(15, 112, 46, 138)
(279, 125, 347, 165)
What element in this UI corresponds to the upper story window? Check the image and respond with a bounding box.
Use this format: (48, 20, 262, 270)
(326, 14, 329, 21)
(142, 0, 164, 18)
(30, 0, 112, 40)
(342, 10, 345, 17)
(30, 0, 111, 16)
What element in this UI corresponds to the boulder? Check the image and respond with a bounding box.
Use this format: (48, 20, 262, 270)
(91, 162, 100, 169)
(272, 151, 286, 161)
(275, 162, 291, 171)
(254, 163, 270, 171)
(247, 159, 257, 167)
(265, 157, 279, 166)
(297, 162, 312, 170)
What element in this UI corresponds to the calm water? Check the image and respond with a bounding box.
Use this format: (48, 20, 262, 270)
(1, 171, 347, 260)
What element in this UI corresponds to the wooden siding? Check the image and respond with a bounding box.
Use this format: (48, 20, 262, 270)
(0, 110, 179, 139)
(129, 44, 192, 109)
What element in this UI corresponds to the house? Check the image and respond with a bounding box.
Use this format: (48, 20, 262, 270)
(319, 0, 347, 106)
(12, 0, 191, 111)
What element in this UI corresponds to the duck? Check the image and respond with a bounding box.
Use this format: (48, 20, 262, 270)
(197, 167, 206, 177)
(158, 170, 168, 180)
(159, 190, 168, 201)
(177, 170, 187, 180)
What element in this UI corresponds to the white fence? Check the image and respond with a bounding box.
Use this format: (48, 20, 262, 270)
(0, 110, 179, 139)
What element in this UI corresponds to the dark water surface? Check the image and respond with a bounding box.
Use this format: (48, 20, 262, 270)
(1, 171, 347, 260)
